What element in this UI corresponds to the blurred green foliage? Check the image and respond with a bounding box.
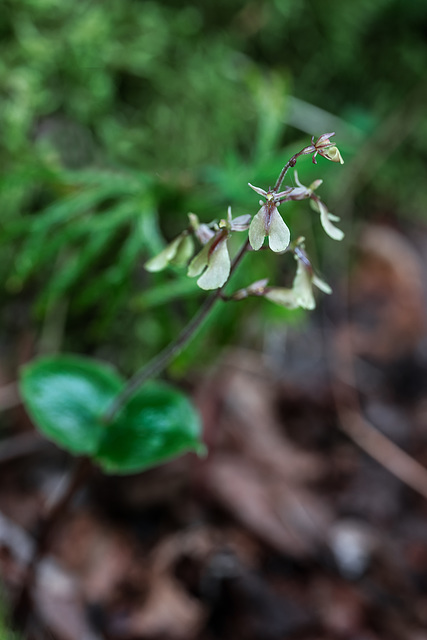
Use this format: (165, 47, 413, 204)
(1, 0, 427, 374)
(0, 594, 18, 640)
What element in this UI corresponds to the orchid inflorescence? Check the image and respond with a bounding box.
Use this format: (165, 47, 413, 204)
(145, 133, 344, 310)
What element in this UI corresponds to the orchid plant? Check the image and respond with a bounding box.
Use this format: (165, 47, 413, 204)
(16, 134, 344, 630)
(146, 133, 344, 310)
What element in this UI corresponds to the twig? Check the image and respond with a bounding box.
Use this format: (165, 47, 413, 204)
(325, 318, 427, 501)
(338, 407, 427, 500)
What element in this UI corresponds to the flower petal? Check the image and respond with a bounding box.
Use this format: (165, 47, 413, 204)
(327, 212, 340, 222)
(312, 274, 332, 295)
(317, 200, 344, 241)
(247, 278, 269, 294)
(145, 235, 183, 272)
(288, 186, 309, 200)
(248, 183, 268, 197)
(231, 214, 251, 231)
(249, 207, 267, 251)
(197, 238, 230, 290)
(265, 262, 317, 310)
(267, 207, 290, 253)
(320, 145, 344, 164)
(309, 179, 323, 191)
(265, 287, 298, 309)
(188, 213, 215, 244)
(294, 170, 303, 188)
(292, 260, 315, 310)
(187, 240, 211, 277)
(275, 187, 293, 199)
(172, 234, 195, 266)
(315, 132, 335, 147)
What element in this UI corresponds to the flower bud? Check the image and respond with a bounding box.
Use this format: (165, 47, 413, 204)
(320, 145, 344, 164)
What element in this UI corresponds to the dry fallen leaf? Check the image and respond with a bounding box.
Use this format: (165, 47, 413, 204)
(34, 558, 103, 640)
(201, 361, 331, 555)
(341, 224, 426, 360)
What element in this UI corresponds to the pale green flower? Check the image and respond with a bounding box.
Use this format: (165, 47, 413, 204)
(288, 170, 323, 201)
(310, 198, 344, 241)
(286, 171, 344, 241)
(188, 213, 215, 245)
(229, 242, 331, 310)
(187, 207, 251, 290)
(264, 245, 331, 310)
(305, 132, 345, 165)
(145, 231, 194, 272)
(218, 206, 251, 233)
(231, 278, 270, 301)
(187, 232, 230, 290)
(320, 145, 344, 164)
(248, 184, 292, 253)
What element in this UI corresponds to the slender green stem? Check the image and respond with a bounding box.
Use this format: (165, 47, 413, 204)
(273, 151, 303, 193)
(103, 238, 251, 422)
(273, 160, 294, 193)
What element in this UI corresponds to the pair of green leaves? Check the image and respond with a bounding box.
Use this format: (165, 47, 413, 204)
(19, 356, 204, 474)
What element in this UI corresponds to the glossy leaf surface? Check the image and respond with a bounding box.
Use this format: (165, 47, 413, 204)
(20, 356, 123, 455)
(20, 356, 204, 474)
(96, 381, 204, 474)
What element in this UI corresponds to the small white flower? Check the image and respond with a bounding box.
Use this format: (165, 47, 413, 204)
(187, 231, 230, 290)
(287, 172, 344, 242)
(312, 132, 344, 165)
(219, 206, 251, 232)
(187, 207, 250, 290)
(320, 145, 344, 164)
(288, 170, 323, 201)
(145, 232, 194, 272)
(188, 213, 215, 245)
(247, 184, 292, 253)
(311, 198, 344, 241)
(301, 132, 345, 165)
(264, 244, 332, 310)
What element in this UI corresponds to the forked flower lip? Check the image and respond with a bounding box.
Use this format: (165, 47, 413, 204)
(187, 207, 250, 290)
(248, 182, 291, 253)
(264, 241, 332, 310)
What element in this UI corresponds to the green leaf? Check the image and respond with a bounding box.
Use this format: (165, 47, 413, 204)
(30, 186, 127, 233)
(131, 277, 201, 311)
(95, 381, 204, 474)
(19, 356, 204, 474)
(19, 356, 123, 455)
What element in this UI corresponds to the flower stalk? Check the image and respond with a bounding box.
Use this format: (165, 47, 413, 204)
(103, 237, 251, 422)
(108, 132, 345, 420)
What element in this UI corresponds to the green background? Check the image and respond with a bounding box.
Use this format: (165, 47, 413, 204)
(1, 0, 426, 375)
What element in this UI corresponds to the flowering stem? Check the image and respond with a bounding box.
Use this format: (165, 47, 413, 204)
(273, 152, 300, 193)
(103, 238, 251, 422)
(273, 146, 313, 193)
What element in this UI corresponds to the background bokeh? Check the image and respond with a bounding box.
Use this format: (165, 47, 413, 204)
(2, 0, 427, 374)
(2, 1, 427, 638)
